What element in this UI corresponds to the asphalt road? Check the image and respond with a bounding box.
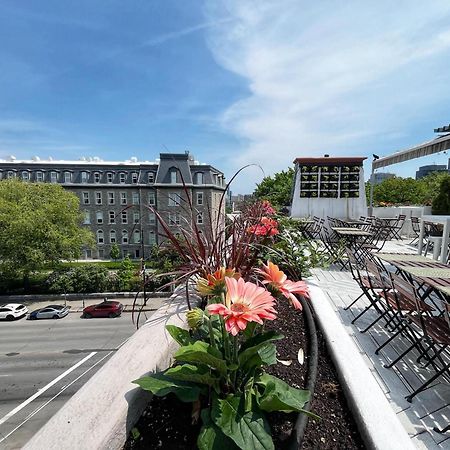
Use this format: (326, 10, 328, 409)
(0, 311, 149, 450)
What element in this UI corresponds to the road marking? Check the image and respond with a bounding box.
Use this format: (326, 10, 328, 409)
(0, 350, 113, 444)
(0, 351, 97, 426)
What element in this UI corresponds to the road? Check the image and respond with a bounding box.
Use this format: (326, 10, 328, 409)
(0, 311, 150, 450)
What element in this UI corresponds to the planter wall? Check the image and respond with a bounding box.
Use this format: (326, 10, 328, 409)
(24, 289, 197, 450)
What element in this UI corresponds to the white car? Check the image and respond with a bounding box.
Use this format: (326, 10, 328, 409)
(28, 304, 70, 320)
(0, 303, 28, 321)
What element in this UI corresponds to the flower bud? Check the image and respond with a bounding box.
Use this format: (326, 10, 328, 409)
(186, 308, 205, 329)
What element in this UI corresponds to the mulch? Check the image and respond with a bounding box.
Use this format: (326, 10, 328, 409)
(124, 299, 366, 449)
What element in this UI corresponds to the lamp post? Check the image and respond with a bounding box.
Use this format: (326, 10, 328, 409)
(368, 154, 379, 216)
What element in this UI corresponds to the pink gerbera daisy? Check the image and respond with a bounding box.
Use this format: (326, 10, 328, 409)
(206, 277, 277, 336)
(258, 261, 310, 310)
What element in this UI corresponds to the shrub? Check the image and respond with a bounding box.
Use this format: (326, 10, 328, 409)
(47, 264, 109, 293)
(432, 176, 450, 215)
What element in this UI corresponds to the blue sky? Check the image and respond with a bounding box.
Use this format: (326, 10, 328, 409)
(1, 1, 450, 193)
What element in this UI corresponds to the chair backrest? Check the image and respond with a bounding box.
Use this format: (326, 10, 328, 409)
(411, 216, 420, 232)
(365, 258, 388, 289)
(389, 273, 419, 313)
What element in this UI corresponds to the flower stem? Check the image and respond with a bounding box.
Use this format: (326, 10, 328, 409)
(207, 317, 216, 349)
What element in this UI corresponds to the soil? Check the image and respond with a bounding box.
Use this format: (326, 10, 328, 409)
(124, 300, 366, 450)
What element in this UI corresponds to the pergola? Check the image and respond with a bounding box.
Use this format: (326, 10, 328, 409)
(369, 126, 450, 210)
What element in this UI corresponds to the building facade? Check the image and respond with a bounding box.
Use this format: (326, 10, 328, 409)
(373, 172, 396, 184)
(0, 152, 226, 259)
(415, 161, 450, 179)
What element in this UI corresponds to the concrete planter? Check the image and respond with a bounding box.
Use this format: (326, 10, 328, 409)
(24, 289, 197, 450)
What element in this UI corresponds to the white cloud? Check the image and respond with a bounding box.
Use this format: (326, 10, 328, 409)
(204, 1, 450, 192)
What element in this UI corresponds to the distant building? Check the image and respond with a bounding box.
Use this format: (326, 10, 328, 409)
(373, 172, 395, 184)
(0, 152, 225, 260)
(415, 162, 449, 179)
(230, 194, 254, 212)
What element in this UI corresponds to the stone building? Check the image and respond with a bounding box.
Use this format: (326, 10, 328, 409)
(0, 152, 226, 259)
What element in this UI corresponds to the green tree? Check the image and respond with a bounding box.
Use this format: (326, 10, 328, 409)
(370, 176, 426, 205)
(110, 243, 121, 261)
(418, 172, 450, 205)
(0, 179, 94, 282)
(432, 176, 450, 214)
(116, 256, 136, 291)
(253, 168, 295, 209)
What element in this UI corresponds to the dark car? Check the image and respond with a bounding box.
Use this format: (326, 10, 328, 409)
(82, 301, 123, 318)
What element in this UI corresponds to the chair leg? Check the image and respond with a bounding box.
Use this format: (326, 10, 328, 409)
(359, 310, 389, 333)
(344, 292, 364, 310)
(375, 322, 406, 355)
(384, 339, 418, 369)
(405, 361, 450, 403)
(434, 423, 450, 434)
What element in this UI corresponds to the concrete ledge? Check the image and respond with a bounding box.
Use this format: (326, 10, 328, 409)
(24, 289, 198, 450)
(0, 291, 171, 302)
(307, 282, 416, 450)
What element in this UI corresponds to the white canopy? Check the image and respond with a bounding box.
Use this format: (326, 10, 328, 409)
(373, 133, 450, 170)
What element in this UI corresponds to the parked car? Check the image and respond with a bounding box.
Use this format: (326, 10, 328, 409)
(0, 304, 28, 321)
(28, 304, 70, 320)
(82, 301, 123, 318)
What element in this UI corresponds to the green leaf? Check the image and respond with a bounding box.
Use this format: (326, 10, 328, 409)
(256, 373, 318, 418)
(165, 364, 219, 387)
(212, 394, 274, 450)
(133, 372, 203, 403)
(131, 427, 140, 440)
(175, 341, 227, 376)
(198, 409, 236, 450)
(239, 342, 277, 370)
(240, 331, 284, 353)
(165, 324, 193, 346)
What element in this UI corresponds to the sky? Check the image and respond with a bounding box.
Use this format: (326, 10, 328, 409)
(1, 0, 450, 193)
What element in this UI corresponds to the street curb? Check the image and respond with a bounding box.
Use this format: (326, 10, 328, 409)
(24, 288, 200, 450)
(307, 281, 416, 450)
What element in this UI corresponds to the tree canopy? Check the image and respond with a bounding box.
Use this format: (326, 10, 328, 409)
(432, 176, 450, 214)
(253, 168, 294, 209)
(367, 172, 450, 207)
(0, 179, 94, 278)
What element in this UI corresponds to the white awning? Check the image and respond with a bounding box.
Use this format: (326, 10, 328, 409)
(373, 133, 450, 170)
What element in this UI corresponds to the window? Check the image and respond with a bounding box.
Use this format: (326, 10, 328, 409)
(110, 230, 116, 244)
(133, 229, 141, 243)
(148, 172, 155, 183)
(121, 211, 128, 224)
(82, 192, 90, 204)
(64, 171, 72, 183)
(197, 212, 204, 225)
(36, 171, 44, 182)
(107, 172, 114, 183)
(149, 231, 156, 245)
(148, 192, 156, 205)
(94, 172, 101, 183)
(134, 249, 140, 258)
(109, 211, 116, 224)
(122, 230, 128, 244)
(169, 213, 180, 226)
(21, 171, 30, 181)
(132, 192, 139, 205)
(7, 171, 15, 179)
(149, 213, 156, 225)
(83, 211, 90, 224)
(97, 230, 104, 244)
(170, 169, 177, 184)
(108, 192, 115, 205)
(120, 192, 127, 205)
(195, 172, 204, 184)
(133, 212, 140, 224)
(50, 171, 58, 183)
(168, 192, 181, 207)
(96, 211, 103, 224)
(197, 192, 204, 206)
(131, 172, 138, 184)
(95, 192, 102, 205)
(81, 171, 88, 183)
(119, 172, 126, 184)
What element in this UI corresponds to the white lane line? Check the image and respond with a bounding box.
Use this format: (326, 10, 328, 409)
(0, 350, 113, 444)
(0, 351, 97, 426)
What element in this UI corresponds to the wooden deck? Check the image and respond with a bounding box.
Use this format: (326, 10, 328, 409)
(309, 241, 450, 449)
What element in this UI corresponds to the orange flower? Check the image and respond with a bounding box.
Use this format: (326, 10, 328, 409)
(258, 261, 309, 310)
(197, 268, 239, 296)
(206, 277, 277, 336)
